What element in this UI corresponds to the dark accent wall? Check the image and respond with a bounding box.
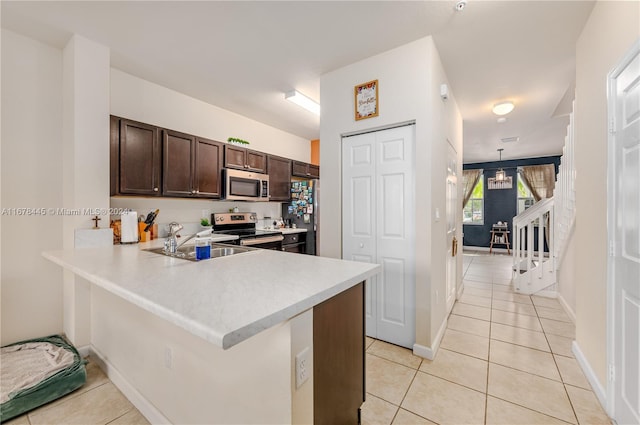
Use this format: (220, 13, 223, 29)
(463, 155, 561, 248)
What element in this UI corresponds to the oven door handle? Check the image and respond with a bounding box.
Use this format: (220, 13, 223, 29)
(240, 235, 284, 246)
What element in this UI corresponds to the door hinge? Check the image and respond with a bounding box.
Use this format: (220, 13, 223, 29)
(609, 363, 615, 382)
(609, 117, 616, 135)
(609, 240, 615, 257)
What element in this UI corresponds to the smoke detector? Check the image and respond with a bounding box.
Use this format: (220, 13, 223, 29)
(454, 0, 467, 12)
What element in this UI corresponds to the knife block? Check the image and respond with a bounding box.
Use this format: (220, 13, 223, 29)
(138, 222, 151, 242)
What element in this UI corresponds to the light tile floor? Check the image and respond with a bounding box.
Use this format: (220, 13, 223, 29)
(362, 251, 612, 425)
(5, 359, 148, 425)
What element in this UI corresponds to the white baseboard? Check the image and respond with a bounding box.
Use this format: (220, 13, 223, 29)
(557, 293, 576, 324)
(462, 245, 510, 254)
(572, 341, 608, 412)
(413, 317, 448, 361)
(88, 345, 171, 425)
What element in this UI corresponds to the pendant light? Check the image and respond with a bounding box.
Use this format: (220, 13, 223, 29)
(495, 149, 506, 181)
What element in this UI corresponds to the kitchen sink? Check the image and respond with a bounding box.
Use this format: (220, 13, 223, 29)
(145, 243, 256, 262)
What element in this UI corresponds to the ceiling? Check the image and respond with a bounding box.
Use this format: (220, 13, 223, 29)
(1, 1, 595, 163)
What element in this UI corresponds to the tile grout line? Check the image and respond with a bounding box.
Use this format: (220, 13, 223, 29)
(483, 264, 498, 425)
(534, 299, 581, 424)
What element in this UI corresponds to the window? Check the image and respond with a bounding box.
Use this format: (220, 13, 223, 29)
(463, 175, 484, 224)
(517, 172, 535, 214)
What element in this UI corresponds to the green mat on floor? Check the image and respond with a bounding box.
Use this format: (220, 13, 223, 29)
(0, 334, 86, 423)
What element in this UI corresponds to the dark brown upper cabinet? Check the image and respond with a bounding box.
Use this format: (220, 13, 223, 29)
(224, 145, 267, 173)
(162, 129, 223, 198)
(194, 137, 223, 198)
(267, 155, 292, 201)
(111, 117, 161, 196)
(162, 129, 195, 197)
(292, 161, 320, 179)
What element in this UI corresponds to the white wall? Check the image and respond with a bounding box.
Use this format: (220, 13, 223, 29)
(62, 34, 111, 346)
(573, 0, 640, 390)
(557, 227, 576, 322)
(425, 41, 464, 345)
(319, 36, 462, 354)
(109, 69, 311, 225)
(1, 29, 64, 345)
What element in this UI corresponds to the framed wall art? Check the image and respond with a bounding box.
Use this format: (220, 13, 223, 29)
(354, 79, 379, 121)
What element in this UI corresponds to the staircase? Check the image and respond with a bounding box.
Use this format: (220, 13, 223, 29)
(512, 104, 576, 295)
(554, 106, 576, 265)
(512, 198, 556, 294)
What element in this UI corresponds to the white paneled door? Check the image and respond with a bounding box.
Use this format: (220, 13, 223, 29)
(608, 41, 640, 425)
(446, 142, 458, 313)
(342, 125, 415, 349)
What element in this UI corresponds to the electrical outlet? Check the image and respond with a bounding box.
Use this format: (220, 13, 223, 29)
(295, 347, 310, 389)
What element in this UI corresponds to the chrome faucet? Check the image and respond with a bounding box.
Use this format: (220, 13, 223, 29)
(164, 222, 183, 254)
(164, 222, 213, 255)
(176, 229, 213, 250)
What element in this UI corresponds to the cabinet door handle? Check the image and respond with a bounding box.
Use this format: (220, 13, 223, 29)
(153, 187, 159, 192)
(191, 190, 196, 194)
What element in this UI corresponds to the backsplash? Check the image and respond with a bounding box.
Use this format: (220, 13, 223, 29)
(110, 197, 283, 237)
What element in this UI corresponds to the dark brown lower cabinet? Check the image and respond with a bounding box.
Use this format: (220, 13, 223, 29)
(313, 282, 364, 424)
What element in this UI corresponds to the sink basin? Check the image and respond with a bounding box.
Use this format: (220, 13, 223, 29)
(145, 243, 256, 262)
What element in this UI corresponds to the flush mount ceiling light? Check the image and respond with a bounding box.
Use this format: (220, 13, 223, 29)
(492, 101, 515, 116)
(495, 148, 506, 181)
(285, 90, 320, 115)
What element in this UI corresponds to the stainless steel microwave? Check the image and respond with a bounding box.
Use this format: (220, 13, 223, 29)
(223, 168, 270, 201)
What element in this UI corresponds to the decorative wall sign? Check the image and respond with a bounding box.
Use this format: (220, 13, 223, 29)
(488, 176, 513, 190)
(355, 79, 379, 121)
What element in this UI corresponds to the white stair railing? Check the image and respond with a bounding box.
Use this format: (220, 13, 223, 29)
(554, 105, 576, 266)
(512, 102, 575, 296)
(512, 198, 556, 295)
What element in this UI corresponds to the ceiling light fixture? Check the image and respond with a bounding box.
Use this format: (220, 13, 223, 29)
(495, 148, 506, 181)
(492, 101, 515, 116)
(285, 90, 320, 115)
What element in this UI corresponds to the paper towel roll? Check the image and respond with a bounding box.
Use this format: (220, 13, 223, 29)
(120, 210, 139, 244)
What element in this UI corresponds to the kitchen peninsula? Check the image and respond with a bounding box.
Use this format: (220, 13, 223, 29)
(43, 239, 379, 424)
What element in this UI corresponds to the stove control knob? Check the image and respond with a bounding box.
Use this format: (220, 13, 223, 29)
(249, 214, 257, 221)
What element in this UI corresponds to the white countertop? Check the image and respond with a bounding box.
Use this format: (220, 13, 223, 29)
(43, 240, 379, 350)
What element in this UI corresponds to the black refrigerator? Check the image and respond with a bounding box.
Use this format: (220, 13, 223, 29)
(282, 179, 318, 255)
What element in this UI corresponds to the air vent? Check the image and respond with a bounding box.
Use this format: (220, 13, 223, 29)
(501, 136, 520, 143)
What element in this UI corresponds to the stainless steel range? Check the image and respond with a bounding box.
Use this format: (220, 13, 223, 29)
(212, 212, 284, 250)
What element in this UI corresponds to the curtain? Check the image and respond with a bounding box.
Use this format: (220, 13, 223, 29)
(520, 164, 556, 201)
(462, 169, 482, 207)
